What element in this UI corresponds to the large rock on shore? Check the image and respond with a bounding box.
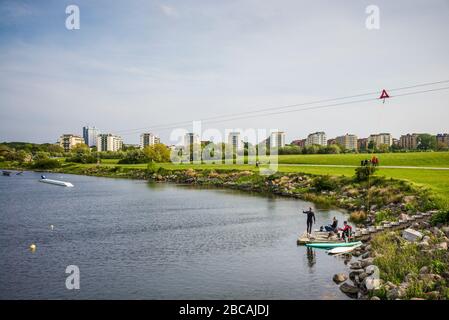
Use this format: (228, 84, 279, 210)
(333, 273, 348, 284)
(340, 283, 359, 298)
(402, 228, 423, 242)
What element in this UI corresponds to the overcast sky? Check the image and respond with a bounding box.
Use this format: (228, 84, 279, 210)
(1, 0, 448, 145)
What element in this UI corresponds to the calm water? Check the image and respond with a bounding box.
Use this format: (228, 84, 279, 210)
(0, 171, 352, 299)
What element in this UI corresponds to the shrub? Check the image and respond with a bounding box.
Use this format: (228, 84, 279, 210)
(349, 210, 367, 223)
(354, 165, 377, 182)
(430, 209, 449, 225)
(31, 159, 61, 169)
(311, 175, 336, 191)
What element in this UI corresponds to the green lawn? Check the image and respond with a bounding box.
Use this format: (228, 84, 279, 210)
(276, 152, 449, 167)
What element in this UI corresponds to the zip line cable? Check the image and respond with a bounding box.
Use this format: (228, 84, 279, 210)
(116, 84, 449, 135)
(114, 79, 449, 134)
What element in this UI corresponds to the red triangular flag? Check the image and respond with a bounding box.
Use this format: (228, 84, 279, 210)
(379, 89, 390, 99)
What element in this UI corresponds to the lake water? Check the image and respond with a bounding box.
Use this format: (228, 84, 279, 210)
(0, 171, 352, 299)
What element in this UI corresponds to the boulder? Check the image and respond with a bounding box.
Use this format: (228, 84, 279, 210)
(358, 272, 368, 282)
(364, 276, 381, 291)
(387, 287, 406, 300)
(333, 273, 348, 284)
(402, 228, 423, 242)
(365, 265, 377, 276)
(437, 242, 448, 251)
(419, 266, 429, 274)
(419, 273, 442, 282)
(442, 226, 449, 237)
(340, 283, 359, 298)
(370, 296, 381, 300)
(350, 261, 362, 269)
(399, 213, 410, 221)
(361, 257, 374, 268)
(349, 269, 364, 281)
(361, 252, 370, 259)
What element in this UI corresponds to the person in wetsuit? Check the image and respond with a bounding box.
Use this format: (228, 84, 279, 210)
(302, 207, 316, 235)
(324, 217, 338, 232)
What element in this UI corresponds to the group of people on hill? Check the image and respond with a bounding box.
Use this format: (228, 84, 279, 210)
(301, 207, 352, 241)
(361, 155, 379, 167)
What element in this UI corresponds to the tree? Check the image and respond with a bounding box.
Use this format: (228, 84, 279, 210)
(377, 144, 390, 153)
(71, 143, 90, 154)
(143, 144, 170, 163)
(417, 134, 437, 151)
(325, 144, 341, 154)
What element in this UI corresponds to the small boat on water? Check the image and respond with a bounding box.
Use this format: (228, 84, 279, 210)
(2, 171, 11, 176)
(306, 241, 362, 249)
(39, 175, 74, 187)
(327, 243, 363, 255)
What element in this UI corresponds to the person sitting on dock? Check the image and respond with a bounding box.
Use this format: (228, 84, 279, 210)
(324, 217, 338, 232)
(338, 221, 352, 242)
(302, 207, 316, 236)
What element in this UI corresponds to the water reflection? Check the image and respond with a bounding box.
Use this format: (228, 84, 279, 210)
(306, 247, 316, 268)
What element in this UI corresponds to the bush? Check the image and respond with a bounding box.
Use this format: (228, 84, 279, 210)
(66, 153, 98, 164)
(349, 210, 367, 223)
(31, 159, 61, 169)
(311, 175, 336, 191)
(430, 210, 449, 225)
(354, 165, 377, 182)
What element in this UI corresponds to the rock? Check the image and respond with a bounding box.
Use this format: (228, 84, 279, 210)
(349, 269, 364, 281)
(437, 242, 448, 251)
(340, 283, 359, 298)
(387, 287, 406, 300)
(358, 272, 368, 282)
(365, 265, 377, 275)
(425, 291, 440, 300)
(402, 228, 423, 242)
(399, 213, 410, 221)
(370, 296, 381, 300)
(419, 273, 442, 282)
(442, 226, 449, 237)
(418, 241, 430, 249)
(361, 252, 370, 259)
(333, 273, 348, 284)
(350, 261, 362, 269)
(405, 273, 416, 283)
(419, 266, 429, 274)
(365, 244, 372, 251)
(365, 276, 381, 291)
(412, 222, 420, 229)
(361, 258, 374, 268)
(410, 298, 425, 300)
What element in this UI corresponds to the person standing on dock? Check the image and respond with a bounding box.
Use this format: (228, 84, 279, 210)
(302, 207, 316, 236)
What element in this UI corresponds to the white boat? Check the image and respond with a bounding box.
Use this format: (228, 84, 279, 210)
(39, 178, 74, 187)
(327, 243, 362, 255)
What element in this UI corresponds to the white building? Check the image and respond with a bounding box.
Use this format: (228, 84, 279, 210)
(82, 126, 100, 147)
(59, 134, 85, 152)
(228, 132, 244, 151)
(368, 133, 393, 147)
(97, 134, 123, 152)
(268, 131, 286, 148)
(336, 134, 358, 151)
(306, 132, 327, 147)
(140, 133, 160, 149)
(184, 133, 200, 149)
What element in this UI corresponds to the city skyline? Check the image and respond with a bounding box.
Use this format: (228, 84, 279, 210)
(1, 1, 449, 144)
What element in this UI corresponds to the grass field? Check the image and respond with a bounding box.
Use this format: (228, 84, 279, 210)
(276, 152, 449, 167)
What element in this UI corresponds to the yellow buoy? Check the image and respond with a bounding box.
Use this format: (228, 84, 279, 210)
(29, 244, 36, 251)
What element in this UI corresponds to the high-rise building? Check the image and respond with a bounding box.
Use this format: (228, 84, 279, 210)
(336, 134, 358, 151)
(399, 133, 420, 150)
(82, 126, 100, 147)
(96, 134, 123, 152)
(228, 132, 243, 151)
(291, 139, 306, 148)
(436, 133, 449, 148)
(184, 133, 200, 149)
(357, 138, 368, 151)
(140, 133, 160, 149)
(268, 131, 285, 148)
(306, 132, 327, 147)
(368, 133, 392, 147)
(58, 134, 85, 152)
(327, 138, 336, 146)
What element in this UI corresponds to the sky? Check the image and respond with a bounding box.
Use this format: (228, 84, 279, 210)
(0, 0, 448, 145)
